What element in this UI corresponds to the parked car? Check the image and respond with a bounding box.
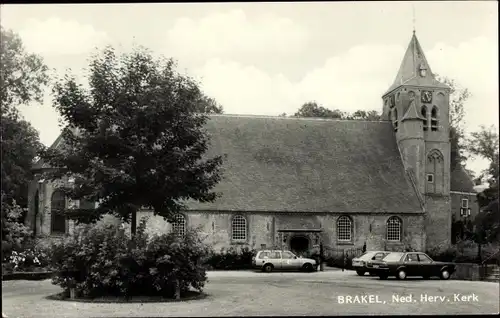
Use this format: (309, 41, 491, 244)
(352, 251, 390, 276)
(252, 250, 317, 272)
(367, 251, 456, 280)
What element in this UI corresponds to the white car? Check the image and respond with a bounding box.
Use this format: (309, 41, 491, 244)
(252, 250, 317, 272)
(352, 251, 390, 276)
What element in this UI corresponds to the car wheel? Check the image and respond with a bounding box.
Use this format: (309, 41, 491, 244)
(379, 275, 388, 280)
(397, 269, 407, 280)
(440, 269, 451, 280)
(263, 264, 273, 273)
(302, 263, 313, 272)
(356, 270, 366, 276)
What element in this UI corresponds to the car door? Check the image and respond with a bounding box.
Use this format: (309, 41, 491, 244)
(417, 253, 434, 277)
(281, 251, 299, 270)
(270, 251, 282, 270)
(403, 253, 419, 276)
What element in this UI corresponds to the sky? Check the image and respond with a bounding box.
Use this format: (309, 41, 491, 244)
(1, 2, 498, 177)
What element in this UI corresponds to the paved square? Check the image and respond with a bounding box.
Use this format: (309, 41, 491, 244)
(2, 270, 499, 317)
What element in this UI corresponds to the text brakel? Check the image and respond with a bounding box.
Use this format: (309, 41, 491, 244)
(454, 293, 479, 302)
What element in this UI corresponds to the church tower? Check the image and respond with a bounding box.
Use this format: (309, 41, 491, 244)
(382, 31, 452, 249)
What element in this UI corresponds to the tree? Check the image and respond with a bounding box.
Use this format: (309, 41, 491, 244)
(466, 125, 499, 244)
(344, 110, 381, 121)
(435, 75, 471, 167)
(40, 45, 224, 234)
(293, 102, 382, 121)
(294, 101, 345, 119)
(0, 26, 49, 118)
(0, 26, 46, 209)
(196, 96, 223, 114)
(1, 116, 44, 208)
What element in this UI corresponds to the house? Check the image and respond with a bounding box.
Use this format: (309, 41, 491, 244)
(26, 32, 478, 254)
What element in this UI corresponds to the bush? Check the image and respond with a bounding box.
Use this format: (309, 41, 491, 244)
(1, 194, 34, 262)
(49, 219, 212, 299)
(203, 247, 256, 270)
(426, 242, 480, 263)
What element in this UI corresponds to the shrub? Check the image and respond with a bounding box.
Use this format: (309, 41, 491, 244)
(203, 247, 256, 270)
(426, 241, 480, 263)
(1, 195, 34, 262)
(49, 219, 211, 299)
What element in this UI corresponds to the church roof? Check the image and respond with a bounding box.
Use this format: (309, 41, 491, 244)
(384, 32, 449, 95)
(34, 114, 476, 213)
(450, 162, 477, 193)
(184, 115, 422, 213)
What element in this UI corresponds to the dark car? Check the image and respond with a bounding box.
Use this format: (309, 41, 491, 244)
(352, 251, 391, 276)
(367, 252, 456, 280)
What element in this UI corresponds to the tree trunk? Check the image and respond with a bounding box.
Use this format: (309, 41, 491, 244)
(131, 209, 137, 235)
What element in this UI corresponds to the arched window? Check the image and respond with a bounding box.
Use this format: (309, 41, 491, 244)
(421, 106, 428, 131)
(431, 106, 439, 131)
(172, 213, 186, 237)
(231, 215, 247, 241)
(51, 190, 66, 234)
(337, 216, 352, 242)
(386, 216, 402, 241)
(426, 149, 444, 194)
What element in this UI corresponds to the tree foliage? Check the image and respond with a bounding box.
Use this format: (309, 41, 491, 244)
(0, 26, 49, 118)
(0, 26, 46, 210)
(293, 101, 381, 120)
(1, 116, 44, 207)
(40, 45, 224, 234)
(465, 125, 500, 243)
(435, 75, 471, 167)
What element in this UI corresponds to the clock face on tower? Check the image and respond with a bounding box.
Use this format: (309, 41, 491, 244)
(421, 91, 433, 103)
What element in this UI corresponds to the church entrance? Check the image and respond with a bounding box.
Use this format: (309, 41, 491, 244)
(290, 235, 310, 256)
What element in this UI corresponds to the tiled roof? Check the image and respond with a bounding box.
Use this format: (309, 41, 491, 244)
(33, 115, 423, 213)
(184, 115, 422, 213)
(384, 32, 448, 95)
(450, 162, 477, 193)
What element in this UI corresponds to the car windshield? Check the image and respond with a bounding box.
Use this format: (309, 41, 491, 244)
(382, 252, 404, 262)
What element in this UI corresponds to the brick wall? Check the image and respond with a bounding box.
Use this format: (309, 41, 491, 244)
(425, 195, 452, 250)
(132, 211, 425, 253)
(451, 192, 479, 221)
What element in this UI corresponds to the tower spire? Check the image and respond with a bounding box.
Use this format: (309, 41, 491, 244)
(412, 4, 416, 34)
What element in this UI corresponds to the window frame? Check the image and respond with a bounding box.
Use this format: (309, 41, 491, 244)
(171, 213, 186, 237)
(461, 198, 469, 209)
(336, 215, 353, 242)
(386, 216, 402, 242)
(231, 215, 248, 242)
(427, 173, 434, 183)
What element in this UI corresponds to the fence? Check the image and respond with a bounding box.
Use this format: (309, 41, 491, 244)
(323, 246, 365, 270)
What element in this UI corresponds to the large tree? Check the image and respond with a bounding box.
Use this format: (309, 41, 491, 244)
(466, 125, 499, 244)
(1, 26, 49, 118)
(0, 27, 46, 208)
(294, 101, 382, 120)
(40, 45, 224, 234)
(435, 75, 471, 167)
(294, 101, 345, 119)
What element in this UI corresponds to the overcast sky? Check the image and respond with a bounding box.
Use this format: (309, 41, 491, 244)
(1, 2, 498, 176)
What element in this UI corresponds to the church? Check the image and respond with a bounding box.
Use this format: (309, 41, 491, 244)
(27, 32, 478, 255)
